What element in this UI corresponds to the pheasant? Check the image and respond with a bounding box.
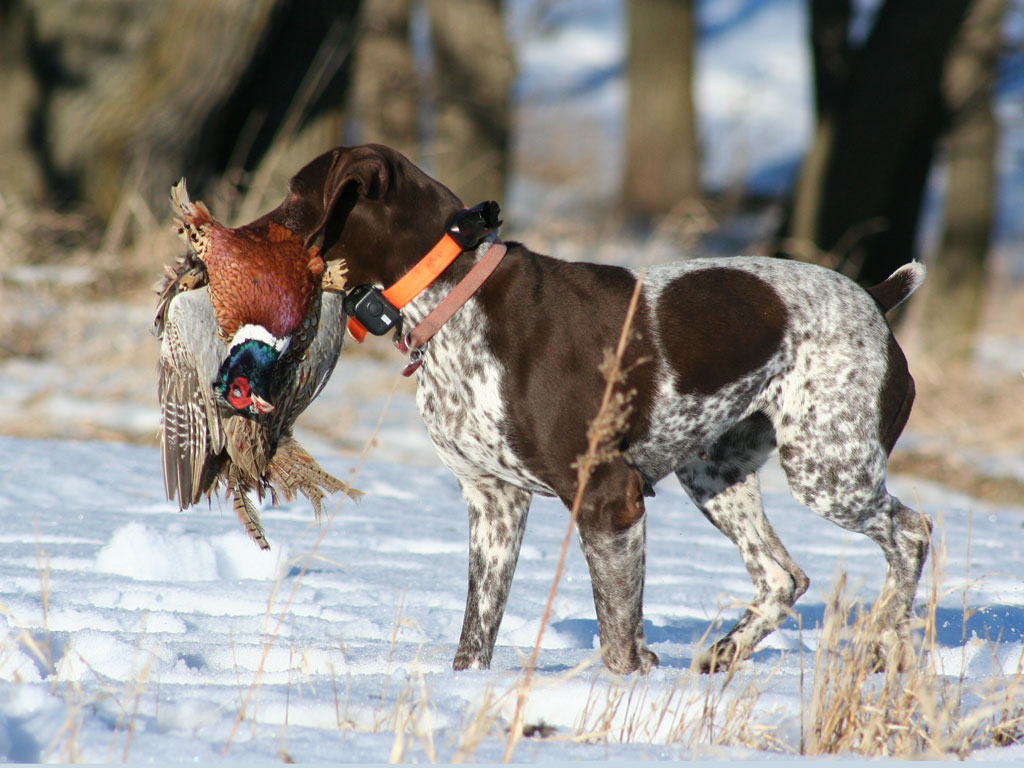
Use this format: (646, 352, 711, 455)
(155, 183, 359, 550)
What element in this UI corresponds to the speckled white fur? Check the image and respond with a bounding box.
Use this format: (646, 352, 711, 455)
(629, 257, 926, 669)
(403, 241, 554, 496)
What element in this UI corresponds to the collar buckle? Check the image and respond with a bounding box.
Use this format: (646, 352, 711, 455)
(400, 344, 425, 377)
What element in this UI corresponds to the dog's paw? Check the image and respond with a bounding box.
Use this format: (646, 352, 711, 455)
(602, 643, 660, 675)
(638, 647, 660, 674)
(697, 639, 744, 674)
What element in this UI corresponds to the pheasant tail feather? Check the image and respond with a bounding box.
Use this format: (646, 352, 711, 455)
(230, 476, 269, 551)
(267, 436, 363, 522)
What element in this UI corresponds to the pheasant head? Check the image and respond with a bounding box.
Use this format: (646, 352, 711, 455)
(214, 325, 289, 416)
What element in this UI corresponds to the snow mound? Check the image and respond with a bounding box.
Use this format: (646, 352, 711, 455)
(95, 522, 286, 582)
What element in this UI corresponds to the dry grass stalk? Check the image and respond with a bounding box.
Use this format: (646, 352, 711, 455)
(332, 638, 356, 731)
(988, 649, 1024, 747)
(992, 638, 1024, 746)
(50, 680, 85, 763)
(503, 272, 647, 762)
(803, 556, 953, 758)
(100, 616, 159, 763)
(452, 686, 509, 763)
(27, 547, 85, 763)
(386, 654, 437, 764)
(698, 661, 785, 750)
(801, 515, 1024, 759)
(117, 651, 155, 763)
(327, 660, 342, 730)
(34, 529, 52, 674)
(379, 594, 412, 726)
(522, 513, 1022, 758)
(567, 646, 780, 751)
(2, 545, 55, 679)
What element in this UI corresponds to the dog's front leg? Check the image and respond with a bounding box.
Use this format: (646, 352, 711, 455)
(575, 463, 659, 675)
(452, 473, 532, 670)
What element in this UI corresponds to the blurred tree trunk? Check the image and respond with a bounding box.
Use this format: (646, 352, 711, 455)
(918, 0, 1005, 362)
(778, 0, 971, 286)
(621, 0, 699, 217)
(230, 2, 361, 219)
(348, 0, 419, 159)
(426, 0, 514, 205)
(0, 0, 46, 204)
(0, 0, 359, 225)
(71, 1, 276, 218)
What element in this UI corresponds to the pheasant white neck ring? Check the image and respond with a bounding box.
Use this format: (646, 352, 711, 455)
(232, 324, 291, 355)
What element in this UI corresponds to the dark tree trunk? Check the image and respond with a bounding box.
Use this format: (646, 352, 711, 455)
(0, 0, 45, 204)
(229, 1, 362, 220)
(779, 0, 972, 286)
(348, 0, 419, 159)
(621, 0, 699, 217)
(785, 0, 852, 256)
(809, 0, 852, 115)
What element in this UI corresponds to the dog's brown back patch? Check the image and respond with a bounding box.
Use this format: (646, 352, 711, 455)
(657, 268, 788, 395)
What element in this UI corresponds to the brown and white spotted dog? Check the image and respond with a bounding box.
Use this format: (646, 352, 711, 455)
(261, 143, 929, 674)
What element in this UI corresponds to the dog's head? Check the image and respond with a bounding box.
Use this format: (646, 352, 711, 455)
(257, 144, 465, 287)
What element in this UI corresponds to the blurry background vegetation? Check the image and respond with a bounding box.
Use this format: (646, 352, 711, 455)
(0, 0, 1021, 496)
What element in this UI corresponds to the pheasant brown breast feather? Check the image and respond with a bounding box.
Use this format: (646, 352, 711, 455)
(170, 179, 325, 343)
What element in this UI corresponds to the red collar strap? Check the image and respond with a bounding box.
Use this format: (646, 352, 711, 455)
(396, 240, 507, 376)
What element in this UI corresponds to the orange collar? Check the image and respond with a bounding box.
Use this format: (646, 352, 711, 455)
(346, 201, 502, 342)
(346, 232, 463, 342)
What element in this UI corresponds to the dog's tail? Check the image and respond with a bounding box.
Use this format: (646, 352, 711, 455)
(866, 261, 926, 314)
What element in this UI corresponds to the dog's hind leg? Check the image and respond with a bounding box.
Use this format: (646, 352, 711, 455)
(452, 473, 532, 670)
(575, 461, 660, 675)
(778, 435, 930, 666)
(776, 349, 930, 668)
(676, 413, 809, 672)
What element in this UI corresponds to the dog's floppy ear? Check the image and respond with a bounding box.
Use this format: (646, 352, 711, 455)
(304, 146, 391, 249)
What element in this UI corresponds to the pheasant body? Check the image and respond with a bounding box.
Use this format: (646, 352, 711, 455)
(156, 184, 358, 549)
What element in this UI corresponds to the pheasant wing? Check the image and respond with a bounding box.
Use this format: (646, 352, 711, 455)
(292, 291, 346, 412)
(158, 287, 227, 506)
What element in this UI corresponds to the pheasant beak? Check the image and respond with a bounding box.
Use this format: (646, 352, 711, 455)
(250, 393, 276, 415)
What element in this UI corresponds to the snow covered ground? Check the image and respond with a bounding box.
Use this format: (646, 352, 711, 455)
(1, 417, 1024, 762)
